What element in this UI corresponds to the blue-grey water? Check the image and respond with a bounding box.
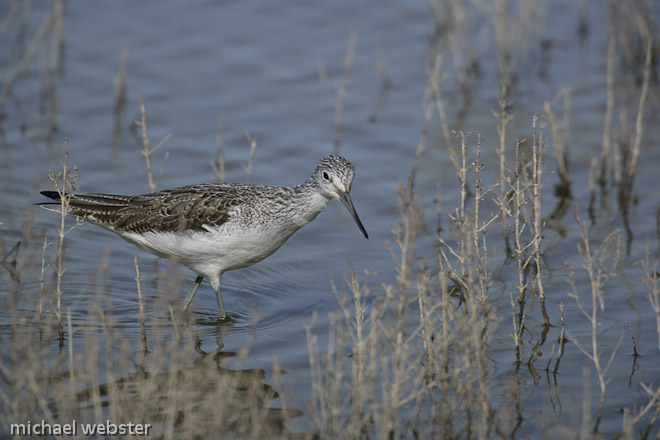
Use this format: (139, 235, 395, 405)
(1, 0, 659, 437)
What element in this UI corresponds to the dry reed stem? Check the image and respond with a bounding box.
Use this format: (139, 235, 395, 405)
(568, 215, 623, 432)
(211, 115, 226, 181)
(553, 301, 566, 374)
(243, 130, 258, 183)
(495, 89, 513, 204)
(511, 138, 534, 358)
(428, 52, 453, 150)
(628, 22, 652, 180)
(334, 30, 357, 151)
(494, 112, 550, 359)
(531, 116, 546, 303)
(48, 0, 65, 73)
(47, 138, 81, 340)
(471, 135, 499, 301)
(37, 231, 50, 333)
(317, 30, 358, 152)
(430, 0, 471, 90)
(544, 89, 572, 188)
(134, 256, 148, 354)
(111, 44, 130, 152)
(135, 92, 171, 192)
(580, 365, 592, 438)
(113, 44, 129, 113)
(600, 34, 615, 186)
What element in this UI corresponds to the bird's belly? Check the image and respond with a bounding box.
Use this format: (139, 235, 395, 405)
(120, 226, 296, 275)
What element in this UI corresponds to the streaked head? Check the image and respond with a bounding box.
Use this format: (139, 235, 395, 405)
(313, 155, 368, 239)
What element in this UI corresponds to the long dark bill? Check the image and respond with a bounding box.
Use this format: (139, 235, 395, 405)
(340, 192, 369, 239)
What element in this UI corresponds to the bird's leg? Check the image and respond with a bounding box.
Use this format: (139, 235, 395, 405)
(214, 285, 227, 321)
(209, 274, 227, 321)
(182, 275, 204, 310)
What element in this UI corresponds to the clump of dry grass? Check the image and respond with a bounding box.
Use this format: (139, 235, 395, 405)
(307, 131, 503, 438)
(306, 111, 659, 438)
(306, 128, 502, 438)
(304, 11, 660, 430)
(1, 292, 297, 439)
(1, 193, 298, 439)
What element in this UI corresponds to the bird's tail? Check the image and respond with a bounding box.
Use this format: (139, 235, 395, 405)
(38, 191, 67, 213)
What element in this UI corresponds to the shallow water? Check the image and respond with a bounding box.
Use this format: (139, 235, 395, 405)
(1, 0, 660, 437)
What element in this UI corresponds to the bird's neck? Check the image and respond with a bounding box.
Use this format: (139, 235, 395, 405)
(290, 180, 331, 225)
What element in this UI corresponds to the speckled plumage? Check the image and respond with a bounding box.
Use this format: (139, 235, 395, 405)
(40, 155, 368, 320)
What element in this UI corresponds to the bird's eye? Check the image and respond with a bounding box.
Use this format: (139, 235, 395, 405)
(322, 171, 330, 181)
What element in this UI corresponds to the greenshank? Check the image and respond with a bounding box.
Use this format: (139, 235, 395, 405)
(40, 155, 368, 320)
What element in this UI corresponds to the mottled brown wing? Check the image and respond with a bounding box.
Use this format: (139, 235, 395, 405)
(40, 184, 243, 233)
